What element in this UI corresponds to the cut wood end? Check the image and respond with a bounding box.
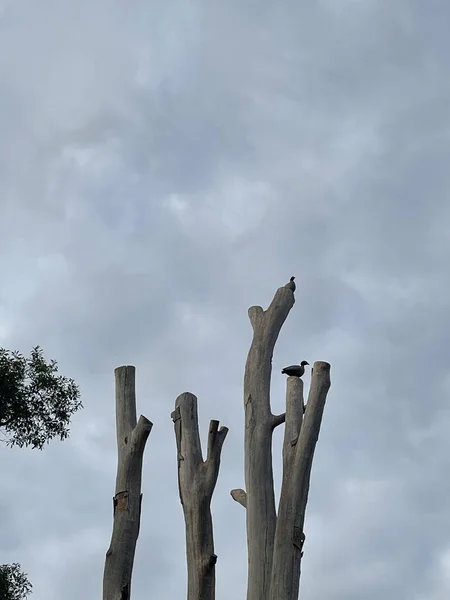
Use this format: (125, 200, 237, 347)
(230, 488, 247, 508)
(209, 420, 219, 433)
(132, 415, 153, 447)
(136, 414, 153, 431)
(207, 421, 229, 462)
(248, 305, 264, 328)
(175, 391, 198, 410)
(312, 361, 331, 372)
(171, 406, 181, 422)
(114, 365, 136, 374)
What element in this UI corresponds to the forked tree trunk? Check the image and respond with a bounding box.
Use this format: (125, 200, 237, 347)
(103, 281, 330, 600)
(231, 281, 331, 600)
(242, 285, 295, 600)
(270, 364, 331, 600)
(172, 392, 228, 600)
(103, 366, 153, 600)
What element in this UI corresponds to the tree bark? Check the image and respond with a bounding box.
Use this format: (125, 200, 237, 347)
(270, 362, 331, 600)
(172, 392, 228, 600)
(243, 285, 295, 600)
(103, 366, 153, 600)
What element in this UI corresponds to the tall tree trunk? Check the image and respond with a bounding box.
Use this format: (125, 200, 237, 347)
(103, 366, 152, 600)
(172, 392, 228, 600)
(242, 285, 295, 600)
(270, 363, 331, 600)
(231, 281, 332, 600)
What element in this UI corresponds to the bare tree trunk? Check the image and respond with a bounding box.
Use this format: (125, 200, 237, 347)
(242, 285, 295, 600)
(270, 362, 331, 600)
(103, 366, 153, 600)
(172, 392, 228, 600)
(269, 376, 305, 600)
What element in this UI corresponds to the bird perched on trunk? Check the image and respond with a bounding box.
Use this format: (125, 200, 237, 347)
(285, 276, 296, 292)
(281, 360, 309, 377)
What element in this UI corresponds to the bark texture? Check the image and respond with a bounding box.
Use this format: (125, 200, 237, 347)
(172, 392, 228, 600)
(244, 285, 295, 600)
(270, 362, 331, 600)
(103, 366, 153, 600)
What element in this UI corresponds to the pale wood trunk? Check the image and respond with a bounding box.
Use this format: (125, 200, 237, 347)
(172, 392, 228, 600)
(270, 363, 331, 600)
(230, 282, 331, 600)
(103, 366, 152, 600)
(242, 286, 295, 600)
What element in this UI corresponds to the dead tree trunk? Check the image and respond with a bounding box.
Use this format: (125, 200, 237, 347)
(269, 376, 305, 600)
(103, 366, 153, 600)
(241, 284, 295, 600)
(270, 364, 331, 600)
(230, 280, 331, 600)
(172, 392, 228, 600)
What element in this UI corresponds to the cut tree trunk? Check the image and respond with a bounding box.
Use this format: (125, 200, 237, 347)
(242, 284, 295, 600)
(231, 281, 332, 600)
(270, 362, 331, 600)
(103, 366, 153, 600)
(172, 392, 228, 600)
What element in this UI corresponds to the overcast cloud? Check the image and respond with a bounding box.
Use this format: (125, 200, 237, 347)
(1, 1, 450, 599)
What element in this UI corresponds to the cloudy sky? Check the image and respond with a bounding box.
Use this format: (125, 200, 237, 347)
(1, 0, 450, 598)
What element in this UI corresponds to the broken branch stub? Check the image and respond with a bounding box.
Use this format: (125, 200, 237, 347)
(172, 392, 228, 600)
(103, 366, 153, 600)
(244, 284, 295, 600)
(230, 488, 247, 508)
(270, 361, 331, 600)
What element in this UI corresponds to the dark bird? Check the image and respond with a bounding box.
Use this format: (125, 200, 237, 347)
(281, 360, 309, 377)
(285, 276, 296, 292)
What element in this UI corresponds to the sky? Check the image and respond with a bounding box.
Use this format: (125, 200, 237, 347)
(1, 0, 450, 599)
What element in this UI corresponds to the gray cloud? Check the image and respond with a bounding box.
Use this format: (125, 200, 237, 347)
(1, 1, 450, 599)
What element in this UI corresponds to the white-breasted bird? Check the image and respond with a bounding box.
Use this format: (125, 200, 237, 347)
(281, 360, 309, 378)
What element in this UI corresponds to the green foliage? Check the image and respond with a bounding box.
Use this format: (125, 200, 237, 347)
(0, 563, 32, 600)
(0, 346, 82, 449)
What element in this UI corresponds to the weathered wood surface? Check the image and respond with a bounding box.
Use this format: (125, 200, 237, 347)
(243, 285, 295, 600)
(103, 366, 152, 600)
(231, 279, 332, 600)
(172, 392, 228, 600)
(270, 363, 331, 600)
